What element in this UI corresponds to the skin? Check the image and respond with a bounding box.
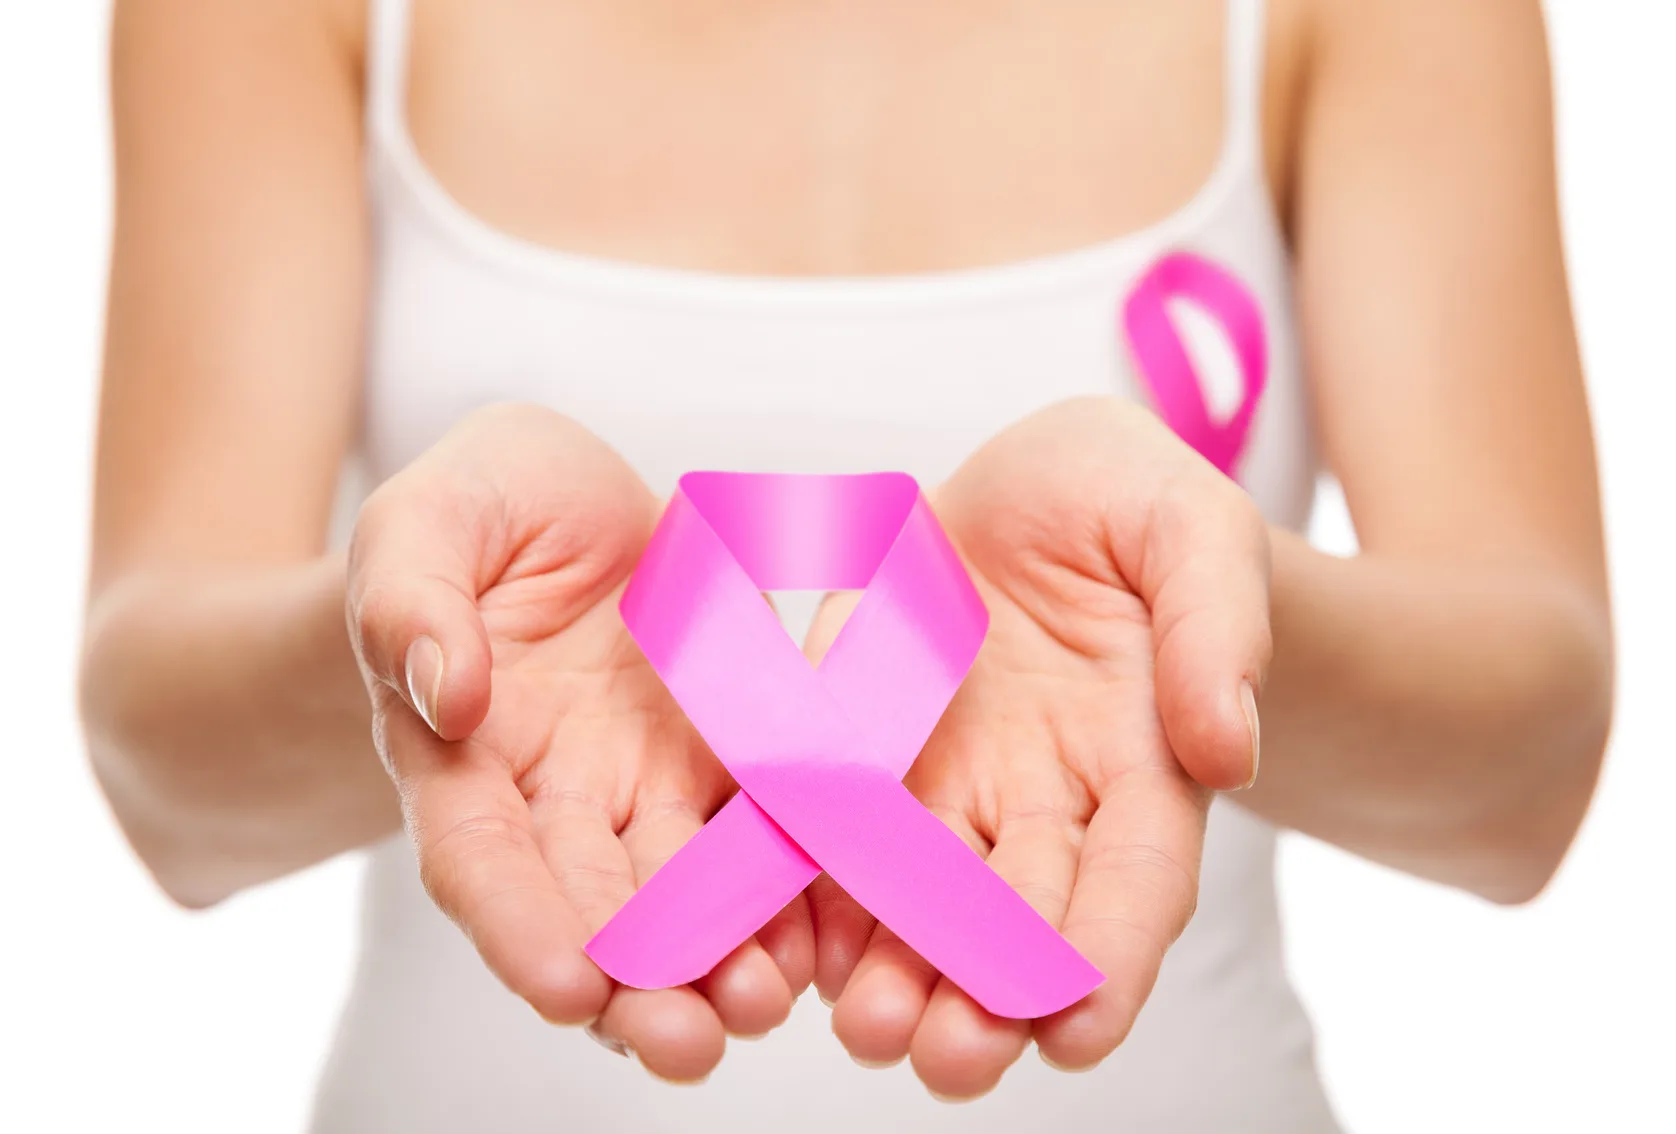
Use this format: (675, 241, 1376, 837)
(81, 0, 1611, 1104)
(345, 407, 819, 1077)
(808, 399, 1269, 1092)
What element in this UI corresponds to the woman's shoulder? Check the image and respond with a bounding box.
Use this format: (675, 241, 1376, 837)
(114, 0, 366, 79)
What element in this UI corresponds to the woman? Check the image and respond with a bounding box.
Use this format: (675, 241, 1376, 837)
(79, 0, 1613, 1129)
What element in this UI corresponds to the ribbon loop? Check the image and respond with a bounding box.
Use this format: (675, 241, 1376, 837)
(1124, 250, 1268, 478)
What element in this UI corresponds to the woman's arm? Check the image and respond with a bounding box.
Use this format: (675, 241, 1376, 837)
(78, 0, 394, 908)
(1247, 0, 1612, 903)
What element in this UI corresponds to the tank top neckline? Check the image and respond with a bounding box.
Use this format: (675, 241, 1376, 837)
(365, 0, 1275, 311)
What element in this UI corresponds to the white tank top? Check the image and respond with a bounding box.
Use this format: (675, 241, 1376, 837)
(312, 2, 1340, 1129)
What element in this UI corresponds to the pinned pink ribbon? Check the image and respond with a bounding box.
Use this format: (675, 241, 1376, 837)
(1124, 251, 1268, 478)
(586, 473, 1103, 1019)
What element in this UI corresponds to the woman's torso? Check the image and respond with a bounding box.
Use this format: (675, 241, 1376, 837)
(312, 0, 1340, 1129)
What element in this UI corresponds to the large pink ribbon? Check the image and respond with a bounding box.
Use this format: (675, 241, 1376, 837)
(585, 473, 1103, 1019)
(1124, 251, 1268, 478)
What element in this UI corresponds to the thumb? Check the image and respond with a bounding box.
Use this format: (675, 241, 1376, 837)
(1139, 472, 1273, 792)
(346, 478, 494, 743)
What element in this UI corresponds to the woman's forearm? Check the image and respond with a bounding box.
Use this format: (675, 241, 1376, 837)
(79, 553, 398, 907)
(1247, 529, 1613, 904)
(73, 513, 1613, 911)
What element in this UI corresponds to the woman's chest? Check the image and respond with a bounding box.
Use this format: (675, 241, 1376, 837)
(396, 0, 1300, 276)
(359, 0, 1317, 530)
(361, 201, 1316, 533)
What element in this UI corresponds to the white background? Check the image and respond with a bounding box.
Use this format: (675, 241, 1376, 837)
(1, 4, 1671, 1131)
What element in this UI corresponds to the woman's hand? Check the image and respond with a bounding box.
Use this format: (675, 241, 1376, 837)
(809, 398, 1272, 1099)
(345, 405, 814, 1081)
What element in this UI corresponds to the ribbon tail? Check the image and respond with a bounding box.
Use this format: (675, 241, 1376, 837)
(742, 760, 1104, 1019)
(585, 792, 817, 989)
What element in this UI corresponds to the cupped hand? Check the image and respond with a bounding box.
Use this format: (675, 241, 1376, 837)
(346, 405, 814, 1081)
(808, 397, 1272, 1099)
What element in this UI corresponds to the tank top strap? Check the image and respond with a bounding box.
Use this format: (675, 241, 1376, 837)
(364, 0, 414, 139)
(1223, 0, 1269, 168)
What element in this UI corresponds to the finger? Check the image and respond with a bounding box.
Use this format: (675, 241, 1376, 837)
(620, 796, 794, 1039)
(1034, 767, 1206, 1071)
(383, 706, 610, 1026)
(691, 939, 794, 1038)
(526, 761, 738, 1075)
(830, 922, 938, 1069)
(802, 590, 861, 667)
(527, 786, 638, 937)
(1141, 471, 1273, 790)
(911, 810, 1081, 1099)
(539, 787, 730, 1072)
(807, 874, 876, 1005)
(347, 477, 495, 742)
(754, 891, 817, 1002)
(591, 986, 728, 1083)
(347, 404, 656, 742)
(831, 806, 989, 1067)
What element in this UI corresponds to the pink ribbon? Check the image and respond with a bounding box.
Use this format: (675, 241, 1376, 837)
(1124, 251, 1268, 478)
(585, 473, 1103, 1019)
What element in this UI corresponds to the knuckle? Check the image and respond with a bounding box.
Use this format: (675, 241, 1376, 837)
(1010, 877, 1072, 918)
(1250, 617, 1276, 674)
(457, 403, 585, 466)
(554, 859, 637, 909)
(1071, 393, 1147, 432)
(997, 795, 1084, 834)
(461, 400, 559, 435)
(460, 401, 530, 431)
(345, 491, 411, 611)
(1083, 840, 1200, 938)
(628, 793, 708, 830)
(349, 477, 402, 554)
(348, 578, 402, 661)
(1068, 910, 1167, 979)
(418, 811, 531, 912)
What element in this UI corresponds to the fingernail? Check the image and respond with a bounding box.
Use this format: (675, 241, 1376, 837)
(584, 1021, 631, 1059)
(405, 636, 443, 734)
(818, 991, 836, 1009)
(1239, 680, 1261, 790)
